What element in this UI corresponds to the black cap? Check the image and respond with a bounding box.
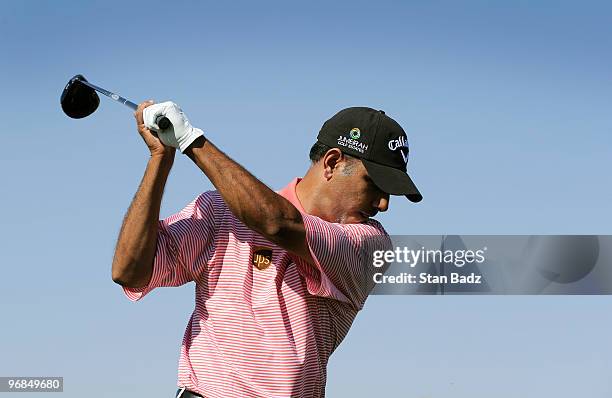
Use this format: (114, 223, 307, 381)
(317, 107, 422, 202)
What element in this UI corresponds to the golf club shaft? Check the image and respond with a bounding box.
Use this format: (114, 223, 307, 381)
(78, 79, 171, 129)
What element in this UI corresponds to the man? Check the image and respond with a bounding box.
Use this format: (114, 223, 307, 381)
(112, 101, 422, 398)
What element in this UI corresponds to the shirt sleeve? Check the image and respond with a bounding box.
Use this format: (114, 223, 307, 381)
(292, 214, 392, 310)
(123, 191, 220, 301)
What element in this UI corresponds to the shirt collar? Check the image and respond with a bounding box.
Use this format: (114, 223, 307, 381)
(277, 177, 306, 213)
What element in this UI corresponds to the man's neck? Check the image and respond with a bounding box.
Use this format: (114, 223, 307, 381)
(295, 168, 327, 219)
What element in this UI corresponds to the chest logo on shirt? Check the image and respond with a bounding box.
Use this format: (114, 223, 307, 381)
(252, 247, 273, 271)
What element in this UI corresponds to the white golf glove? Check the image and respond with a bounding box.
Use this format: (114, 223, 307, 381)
(143, 101, 204, 153)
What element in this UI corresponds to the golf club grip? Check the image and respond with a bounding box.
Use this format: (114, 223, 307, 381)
(157, 116, 171, 130)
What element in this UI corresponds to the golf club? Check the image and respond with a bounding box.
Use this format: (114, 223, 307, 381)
(61, 74, 171, 129)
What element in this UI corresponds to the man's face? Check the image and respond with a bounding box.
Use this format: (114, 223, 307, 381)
(327, 158, 390, 224)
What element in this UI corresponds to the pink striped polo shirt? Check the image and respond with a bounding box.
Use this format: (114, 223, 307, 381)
(123, 178, 390, 397)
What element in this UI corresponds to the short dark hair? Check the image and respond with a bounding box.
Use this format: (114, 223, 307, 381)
(309, 141, 331, 163)
(308, 141, 359, 167)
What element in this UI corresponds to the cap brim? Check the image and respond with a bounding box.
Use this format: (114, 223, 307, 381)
(362, 159, 422, 203)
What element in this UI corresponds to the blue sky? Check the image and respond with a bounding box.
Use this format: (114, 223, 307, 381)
(0, 1, 611, 397)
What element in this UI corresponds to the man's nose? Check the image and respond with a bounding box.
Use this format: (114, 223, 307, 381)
(374, 194, 390, 212)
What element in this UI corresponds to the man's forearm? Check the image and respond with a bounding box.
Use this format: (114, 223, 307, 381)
(112, 155, 173, 287)
(184, 137, 306, 251)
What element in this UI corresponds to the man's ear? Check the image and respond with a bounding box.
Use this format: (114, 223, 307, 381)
(321, 148, 344, 181)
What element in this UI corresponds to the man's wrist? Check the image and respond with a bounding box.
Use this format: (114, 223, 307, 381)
(183, 135, 207, 157)
(149, 152, 175, 172)
(178, 128, 206, 153)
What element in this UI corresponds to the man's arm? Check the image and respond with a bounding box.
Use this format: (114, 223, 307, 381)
(184, 137, 313, 264)
(139, 100, 313, 264)
(111, 155, 173, 287)
(111, 101, 176, 287)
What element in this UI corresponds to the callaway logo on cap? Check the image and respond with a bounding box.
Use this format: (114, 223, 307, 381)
(317, 107, 422, 202)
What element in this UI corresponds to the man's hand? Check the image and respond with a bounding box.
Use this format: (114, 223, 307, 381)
(142, 101, 204, 153)
(135, 100, 176, 159)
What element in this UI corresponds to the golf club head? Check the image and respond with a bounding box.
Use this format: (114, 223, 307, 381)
(61, 75, 100, 119)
